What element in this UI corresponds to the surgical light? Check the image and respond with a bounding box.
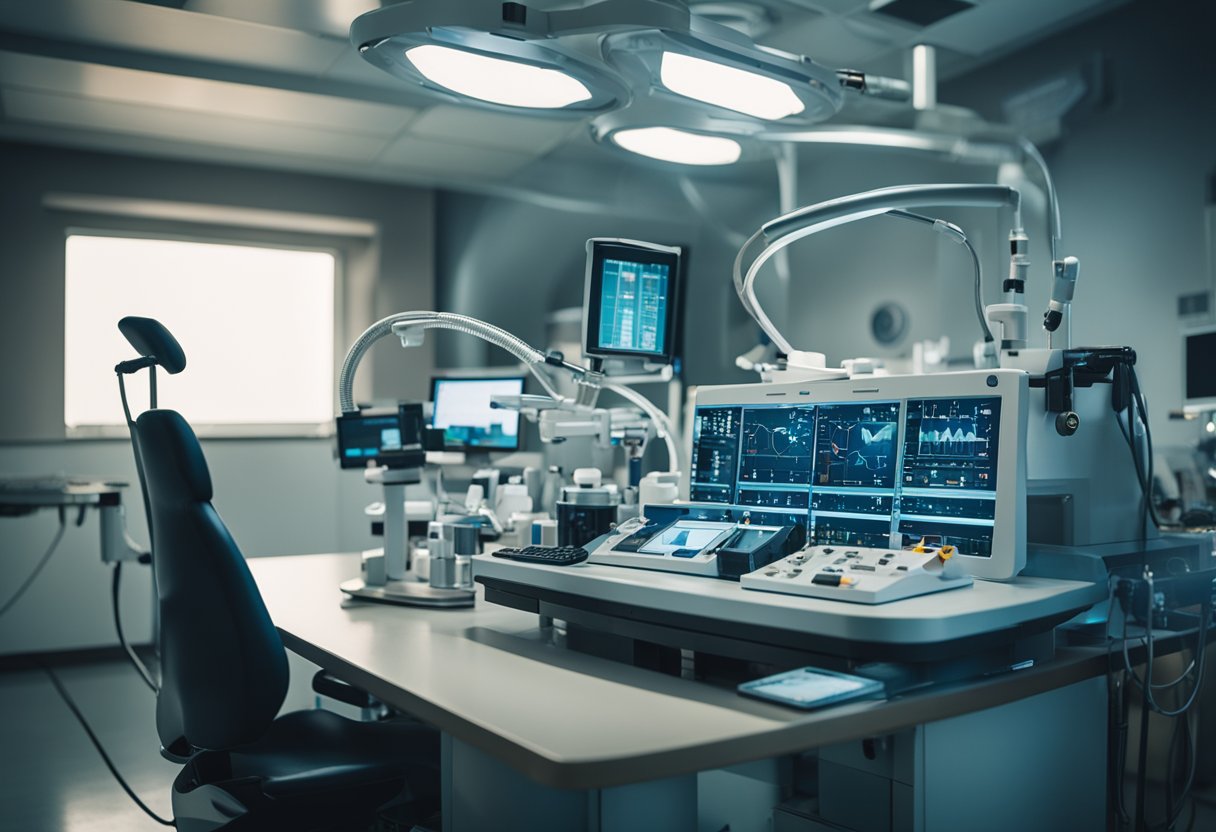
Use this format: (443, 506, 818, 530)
(611, 127, 742, 166)
(659, 52, 804, 120)
(405, 45, 592, 109)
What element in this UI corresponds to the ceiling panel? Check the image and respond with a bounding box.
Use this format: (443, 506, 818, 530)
(925, 0, 1113, 55)
(377, 134, 539, 180)
(1, 88, 390, 161)
(406, 106, 579, 155)
(0, 0, 348, 75)
(0, 51, 417, 136)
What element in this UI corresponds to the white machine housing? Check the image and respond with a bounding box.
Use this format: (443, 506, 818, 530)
(1001, 348, 1154, 547)
(741, 543, 973, 604)
(693, 369, 1029, 582)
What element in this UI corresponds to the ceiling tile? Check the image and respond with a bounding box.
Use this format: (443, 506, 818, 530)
(377, 134, 537, 180)
(0, 0, 348, 76)
(0, 52, 416, 136)
(405, 106, 580, 155)
(1, 87, 389, 160)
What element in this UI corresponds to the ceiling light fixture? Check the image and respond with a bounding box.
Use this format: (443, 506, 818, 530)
(659, 52, 805, 120)
(612, 127, 742, 165)
(404, 45, 593, 109)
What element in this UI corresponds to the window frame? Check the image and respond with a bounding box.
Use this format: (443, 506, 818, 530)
(63, 225, 348, 440)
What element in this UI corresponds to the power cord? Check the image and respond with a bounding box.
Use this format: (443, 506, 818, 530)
(0, 506, 76, 619)
(1108, 569, 1211, 832)
(112, 562, 159, 694)
(42, 663, 176, 827)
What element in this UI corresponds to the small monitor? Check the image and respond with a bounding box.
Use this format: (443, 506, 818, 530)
(430, 376, 525, 452)
(336, 404, 425, 470)
(1183, 325, 1216, 412)
(583, 238, 682, 365)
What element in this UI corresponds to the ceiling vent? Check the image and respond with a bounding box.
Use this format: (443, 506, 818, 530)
(870, 0, 975, 27)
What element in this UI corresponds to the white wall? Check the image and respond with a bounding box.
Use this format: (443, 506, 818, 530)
(943, 0, 1216, 448)
(0, 142, 435, 655)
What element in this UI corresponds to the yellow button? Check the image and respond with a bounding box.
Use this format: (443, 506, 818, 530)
(939, 545, 956, 561)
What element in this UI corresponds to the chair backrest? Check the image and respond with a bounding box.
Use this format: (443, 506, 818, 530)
(134, 409, 288, 754)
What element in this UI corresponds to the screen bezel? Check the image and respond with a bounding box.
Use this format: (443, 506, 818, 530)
(1183, 324, 1216, 412)
(690, 370, 1028, 581)
(582, 238, 683, 364)
(429, 375, 526, 453)
(336, 403, 425, 470)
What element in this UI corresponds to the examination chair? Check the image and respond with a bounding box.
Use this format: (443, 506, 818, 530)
(134, 408, 439, 831)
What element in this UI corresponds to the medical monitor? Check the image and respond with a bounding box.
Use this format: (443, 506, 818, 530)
(689, 370, 1027, 581)
(583, 238, 682, 365)
(1183, 325, 1216, 412)
(430, 376, 525, 452)
(336, 403, 425, 470)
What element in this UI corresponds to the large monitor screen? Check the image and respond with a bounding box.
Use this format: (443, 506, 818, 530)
(583, 239, 682, 364)
(686, 371, 1027, 580)
(1184, 327, 1216, 409)
(430, 376, 525, 452)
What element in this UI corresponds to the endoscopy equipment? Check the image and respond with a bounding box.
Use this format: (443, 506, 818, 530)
(588, 503, 801, 578)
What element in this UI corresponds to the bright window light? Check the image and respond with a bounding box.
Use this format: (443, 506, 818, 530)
(405, 44, 592, 109)
(65, 235, 335, 432)
(612, 127, 742, 165)
(659, 52, 805, 121)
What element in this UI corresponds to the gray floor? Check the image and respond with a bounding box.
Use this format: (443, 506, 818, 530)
(0, 660, 175, 832)
(4, 657, 1216, 832)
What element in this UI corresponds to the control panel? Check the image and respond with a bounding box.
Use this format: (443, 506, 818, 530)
(740, 542, 972, 604)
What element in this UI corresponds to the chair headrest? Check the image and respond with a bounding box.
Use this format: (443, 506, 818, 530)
(118, 316, 187, 375)
(134, 410, 212, 502)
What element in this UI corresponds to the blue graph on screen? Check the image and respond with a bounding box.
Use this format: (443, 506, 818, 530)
(598, 258, 669, 354)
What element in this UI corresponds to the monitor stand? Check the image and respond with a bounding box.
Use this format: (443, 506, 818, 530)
(339, 465, 475, 609)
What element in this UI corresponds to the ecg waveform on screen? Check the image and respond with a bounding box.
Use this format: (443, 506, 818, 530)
(917, 420, 989, 458)
(813, 402, 899, 489)
(739, 406, 815, 485)
(902, 397, 1000, 491)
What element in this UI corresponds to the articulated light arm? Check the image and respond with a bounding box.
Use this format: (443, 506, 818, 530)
(733, 183, 1022, 356)
(337, 311, 585, 415)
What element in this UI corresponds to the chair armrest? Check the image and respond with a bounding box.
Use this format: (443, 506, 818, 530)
(311, 670, 376, 710)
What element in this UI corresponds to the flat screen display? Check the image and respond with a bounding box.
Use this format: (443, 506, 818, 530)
(686, 394, 1004, 557)
(583, 240, 682, 364)
(430, 376, 525, 451)
(336, 404, 424, 469)
(1185, 329, 1216, 405)
(638, 521, 731, 555)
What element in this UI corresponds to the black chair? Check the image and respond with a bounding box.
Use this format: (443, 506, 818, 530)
(134, 408, 439, 831)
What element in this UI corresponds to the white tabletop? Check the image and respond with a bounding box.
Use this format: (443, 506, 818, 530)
(471, 555, 1109, 644)
(250, 553, 1109, 789)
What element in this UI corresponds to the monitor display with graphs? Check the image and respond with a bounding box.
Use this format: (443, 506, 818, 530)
(688, 370, 1027, 581)
(583, 238, 683, 365)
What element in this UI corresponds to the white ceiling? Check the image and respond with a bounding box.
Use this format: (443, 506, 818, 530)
(0, 0, 1126, 191)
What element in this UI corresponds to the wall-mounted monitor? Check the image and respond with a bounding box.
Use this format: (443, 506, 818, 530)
(336, 403, 425, 469)
(1183, 324, 1216, 412)
(688, 370, 1028, 581)
(582, 238, 683, 366)
(430, 376, 525, 452)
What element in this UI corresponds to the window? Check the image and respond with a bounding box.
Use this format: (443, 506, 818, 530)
(65, 234, 336, 435)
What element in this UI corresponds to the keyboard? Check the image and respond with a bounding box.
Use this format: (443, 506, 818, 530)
(491, 545, 590, 566)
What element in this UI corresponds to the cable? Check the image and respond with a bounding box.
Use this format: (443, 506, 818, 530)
(0, 507, 69, 619)
(112, 562, 158, 694)
(43, 664, 176, 827)
(885, 209, 994, 344)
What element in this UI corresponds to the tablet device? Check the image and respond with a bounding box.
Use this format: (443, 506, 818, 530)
(738, 667, 884, 710)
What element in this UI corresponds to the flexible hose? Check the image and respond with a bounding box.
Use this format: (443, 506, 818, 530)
(734, 184, 1022, 356)
(338, 311, 564, 413)
(604, 382, 683, 475)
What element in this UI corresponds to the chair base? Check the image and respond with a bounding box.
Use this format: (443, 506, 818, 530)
(340, 578, 475, 608)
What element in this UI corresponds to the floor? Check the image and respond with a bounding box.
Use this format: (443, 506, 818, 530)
(3, 656, 1216, 831)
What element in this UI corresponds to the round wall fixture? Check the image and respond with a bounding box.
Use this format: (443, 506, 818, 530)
(870, 302, 908, 345)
